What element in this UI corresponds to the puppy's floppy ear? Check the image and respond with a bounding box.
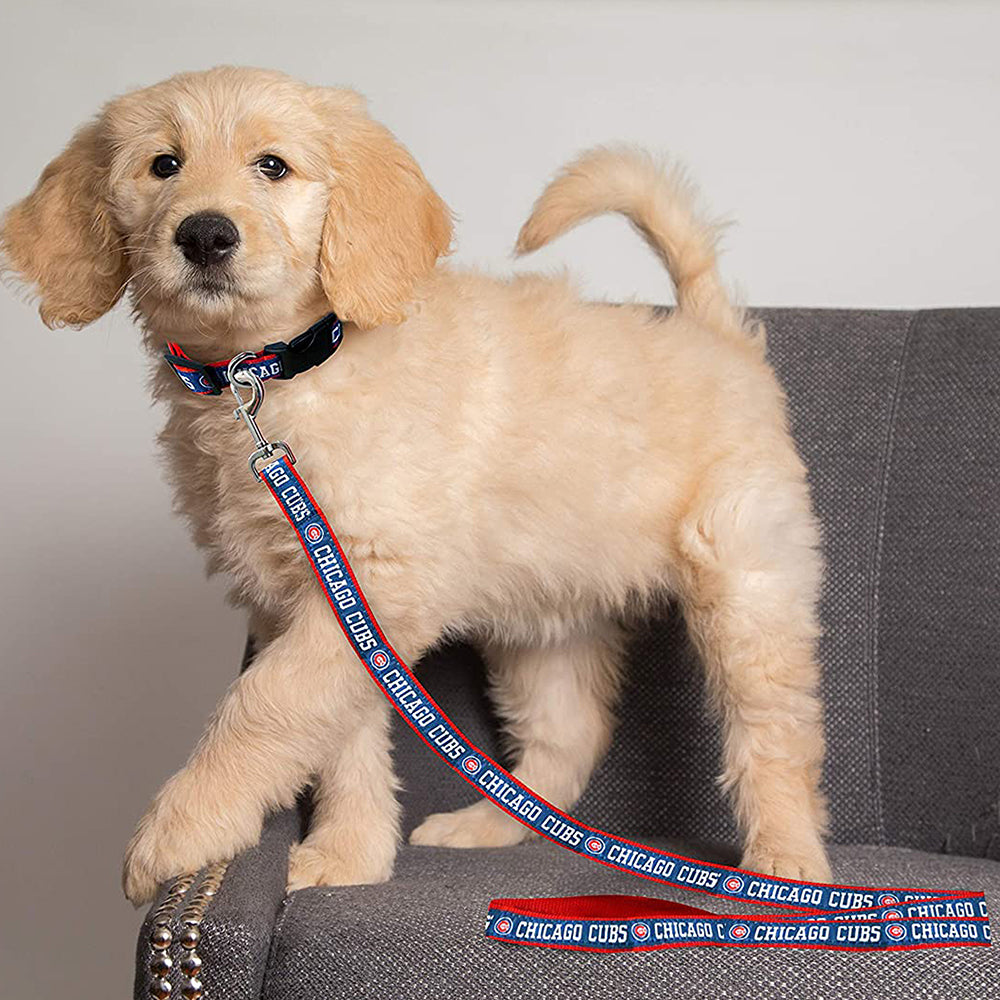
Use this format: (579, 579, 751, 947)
(2, 119, 127, 328)
(317, 93, 453, 329)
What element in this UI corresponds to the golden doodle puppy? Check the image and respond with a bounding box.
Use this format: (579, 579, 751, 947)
(2, 67, 830, 904)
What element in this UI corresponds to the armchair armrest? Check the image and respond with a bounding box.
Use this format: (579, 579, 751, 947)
(134, 807, 299, 1000)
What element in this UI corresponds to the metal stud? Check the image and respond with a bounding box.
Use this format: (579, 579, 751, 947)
(150, 953, 173, 977)
(179, 954, 202, 977)
(179, 925, 201, 949)
(181, 977, 203, 1000)
(149, 978, 172, 999)
(150, 927, 173, 950)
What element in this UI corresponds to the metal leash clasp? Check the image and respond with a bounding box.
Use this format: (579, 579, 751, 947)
(226, 353, 296, 480)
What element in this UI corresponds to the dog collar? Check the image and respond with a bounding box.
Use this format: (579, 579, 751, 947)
(163, 312, 342, 396)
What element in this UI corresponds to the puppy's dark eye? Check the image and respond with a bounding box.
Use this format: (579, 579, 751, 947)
(256, 155, 288, 180)
(151, 154, 182, 178)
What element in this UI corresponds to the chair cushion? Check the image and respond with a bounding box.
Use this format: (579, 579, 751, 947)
(260, 840, 997, 999)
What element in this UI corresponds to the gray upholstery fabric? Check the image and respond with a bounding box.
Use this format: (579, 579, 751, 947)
(135, 308, 1000, 1000)
(874, 310, 1000, 859)
(767, 308, 918, 848)
(262, 841, 998, 1000)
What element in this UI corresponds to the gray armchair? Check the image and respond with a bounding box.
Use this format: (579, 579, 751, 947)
(135, 308, 1000, 1000)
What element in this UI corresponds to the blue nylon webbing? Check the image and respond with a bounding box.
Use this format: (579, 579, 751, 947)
(164, 314, 342, 395)
(259, 456, 991, 953)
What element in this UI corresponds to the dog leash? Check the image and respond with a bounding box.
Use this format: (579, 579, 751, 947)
(191, 346, 991, 953)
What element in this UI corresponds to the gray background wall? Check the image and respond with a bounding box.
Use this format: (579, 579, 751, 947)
(0, 2, 997, 996)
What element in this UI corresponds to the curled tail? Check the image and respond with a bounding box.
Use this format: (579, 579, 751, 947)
(516, 146, 762, 349)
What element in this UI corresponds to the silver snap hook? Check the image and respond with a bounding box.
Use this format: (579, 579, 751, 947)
(225, 353, 295, 480)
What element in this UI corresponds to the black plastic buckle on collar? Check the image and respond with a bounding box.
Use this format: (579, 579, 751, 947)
(264, 313, 342, 381)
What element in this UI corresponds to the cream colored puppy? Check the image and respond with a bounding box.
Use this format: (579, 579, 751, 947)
(2, 67, 830, 904)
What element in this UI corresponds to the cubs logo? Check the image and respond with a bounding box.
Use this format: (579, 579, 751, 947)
(885, 923, 906, 941)
(462, 756, 482, 775)
(878, 894, 899, 907)
(493, 917, 513, 935)
(631, 923, 650, 942)
(369, 650, 390, 671)
(723, 876, 745, 894)
(584, 837, 605, 855)
(883, 910, 903, 921)
(729, 923, 751, 941)
(304, 523, 324, 543)
(198, 375, 212, 389)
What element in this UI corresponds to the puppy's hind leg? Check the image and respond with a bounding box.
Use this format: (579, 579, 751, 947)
(410, 623, 624, 848)
(675, 460, 831, 883)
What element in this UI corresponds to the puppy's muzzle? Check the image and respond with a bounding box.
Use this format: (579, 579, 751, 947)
(175, 212, 240, 267)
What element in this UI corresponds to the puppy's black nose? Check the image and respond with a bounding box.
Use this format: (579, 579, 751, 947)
(174, 212, 240, 266)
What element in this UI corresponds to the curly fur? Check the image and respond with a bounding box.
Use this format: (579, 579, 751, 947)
(1, 66, 830, 904)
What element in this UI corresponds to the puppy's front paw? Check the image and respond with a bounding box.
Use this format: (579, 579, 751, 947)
(286, 841, 394, 892)
(740, 842, 832, 885)
(122, 803, 200, 906)
(122, 833, 166, 907)
(122, 774, 261, 906)
(410, 800, 533, 849)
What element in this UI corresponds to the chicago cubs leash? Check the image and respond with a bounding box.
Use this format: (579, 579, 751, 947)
(202, 350, 991, 954)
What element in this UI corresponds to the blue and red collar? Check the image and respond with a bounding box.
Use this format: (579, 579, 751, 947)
(163, 312, 342, 396)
